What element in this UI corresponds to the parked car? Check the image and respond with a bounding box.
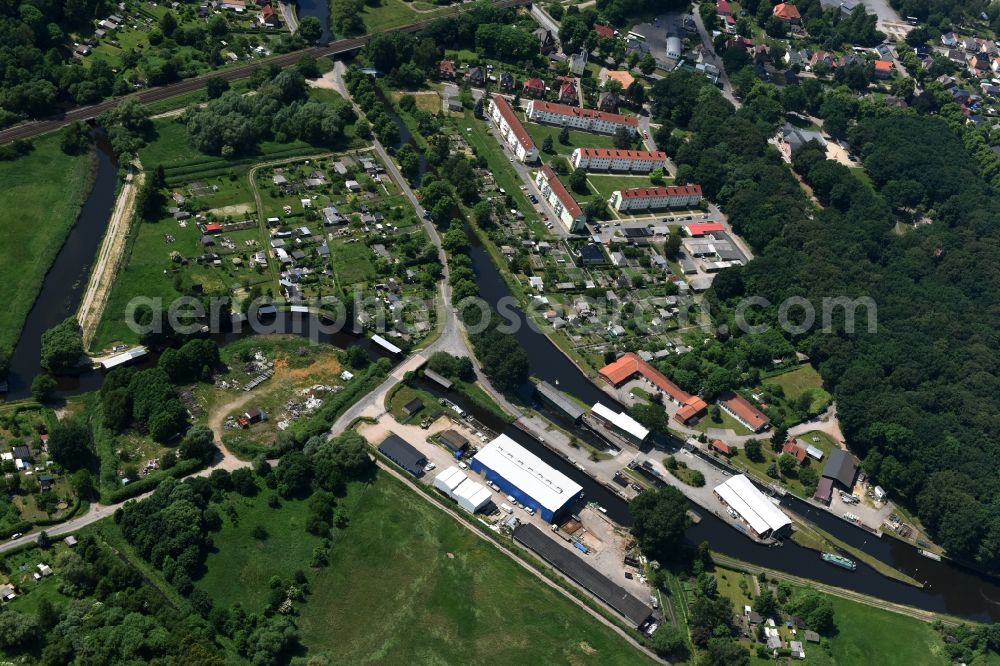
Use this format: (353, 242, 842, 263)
(424, 462, 436, 472)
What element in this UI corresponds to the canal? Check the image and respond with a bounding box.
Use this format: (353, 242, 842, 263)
(7, 81, 998, 623)
(294, 0, 331, 44)
(459, 222, 1000, 622)
(5, 135, 119, 400)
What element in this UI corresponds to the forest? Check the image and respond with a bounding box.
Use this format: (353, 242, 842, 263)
(646, 65, 1000, 566)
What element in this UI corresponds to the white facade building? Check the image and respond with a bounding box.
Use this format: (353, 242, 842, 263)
(488, 95, 539, 163)
(591, 402, 649, 443)
(714, 474, 791, 539)
(535, 164, 587, 233)
(571, 148, 670, 173)
(609, 184, 703, 212)
(526, 100, 638, 136)
(433, 466, 492, 513)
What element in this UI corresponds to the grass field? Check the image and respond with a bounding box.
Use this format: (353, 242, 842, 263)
(357, 0, 454, 33)
(0, 132, 93, 349)
(299, 474, 653, 663)
(823, 595, 949, 665)
(692, 408, 753, 436)
(761, 365, 831, 424)
(587, 173, 670, 200)
(525, 121, 619, 160)
(329, 239, 378, 286)
(461, 112, 543, 231)
(198, 473, 652, 663)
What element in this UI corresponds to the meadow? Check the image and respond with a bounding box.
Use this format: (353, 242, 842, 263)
(0, 132, 93, 349)
(199, 473, 654, 664)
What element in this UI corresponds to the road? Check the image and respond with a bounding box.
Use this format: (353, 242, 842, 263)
(0, 0, 532, 146)
(690, 2, 740, 108)
(77, 160, 143, 350)
(530, 4, 561, 45)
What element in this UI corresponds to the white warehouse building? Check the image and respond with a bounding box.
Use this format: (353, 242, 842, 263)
(488, 94, 539, 164)
(526, 100, 638, 136)
(433, 466, 492, 514)
(714, 474, 791, 539)
(609, 184, 704, 212)
(591, 402, 649, 444)
(471, 434, 583, 522)
(570, 148, 670, 173)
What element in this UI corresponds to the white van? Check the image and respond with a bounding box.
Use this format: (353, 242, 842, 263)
(500, 503, 514, 514)
(507, 495, 517, 505)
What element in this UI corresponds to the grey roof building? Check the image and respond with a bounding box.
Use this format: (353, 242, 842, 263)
(822, 448, 857, 489)
(378, 434, 427, 476)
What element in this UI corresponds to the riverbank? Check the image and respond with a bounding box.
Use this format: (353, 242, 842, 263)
(0, 133, 97, 351)
(711, 552, 963, 627)
(78, 160, 143, 351)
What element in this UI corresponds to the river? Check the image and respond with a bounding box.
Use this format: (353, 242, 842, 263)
(294, 0, 331, 44)
(460, 217, 1000, 622)
(5, 135, 119, 400)
(8, 86, 999, 623)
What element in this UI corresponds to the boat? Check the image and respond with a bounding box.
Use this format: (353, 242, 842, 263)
(822, 552, 857, 570)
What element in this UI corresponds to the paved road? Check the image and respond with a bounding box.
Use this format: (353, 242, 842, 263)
(326, 61, 525, 433)
(690, 2, 740, 108)
(0, 0, 531, 146)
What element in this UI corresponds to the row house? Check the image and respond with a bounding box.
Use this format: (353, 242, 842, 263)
(487, 95, 538, 163)
(526, 100, 638, 136)
(535, 164, 587, 233)
(570, 148, 669, 173)
(608, 184, 703, 212)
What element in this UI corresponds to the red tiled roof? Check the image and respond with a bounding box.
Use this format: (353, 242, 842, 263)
(782, 439, 807, 463)
(491, 94, 535, 151)
(539, 164, 583, 218)
(261, 4, 275, 17)
(598, 353, 705, 417)
(686, 222, 724, 236)
(575, 148, 668, 161)
(675, 397, 707, 424)
(711, 439, 734, 455)
(559, 81, 577, 96)
(439, 59, 455, 74)
(205, 223, 222, 233)
(594, 23, 615, 39)
(874, 59, 893, 71)
(523, 77, 545, 90)
(617, 184, 703, 199)
(773, 2, 801, 20)
(716, 0, 731, 15)
(529, 100, 639, 127)
(720, 391, 770, 431)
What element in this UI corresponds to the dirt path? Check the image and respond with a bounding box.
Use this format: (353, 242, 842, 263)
(78, 160, 144, 350)
(206, 390, 260, 466)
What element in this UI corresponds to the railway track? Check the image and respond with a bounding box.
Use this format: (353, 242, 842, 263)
(0, 0, 530, 145)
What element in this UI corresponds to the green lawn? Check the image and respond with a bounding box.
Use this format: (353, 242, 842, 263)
(357, 0, 456, 33)
(297, 474, 654, 664)
(461, 112, 543, 230)
(0, 131, 93, 349)
(693, 408, 753, 436)
(526, 121, 619, 160)
(824, 595, 949, 665)
(196, 473, 652, 663)
(587, 173, 671, 200)
(196, 487, 329, 613)
(329, 239, 378, 286)
(768, 364, 824, 397)
(91, 184, 269, 351)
